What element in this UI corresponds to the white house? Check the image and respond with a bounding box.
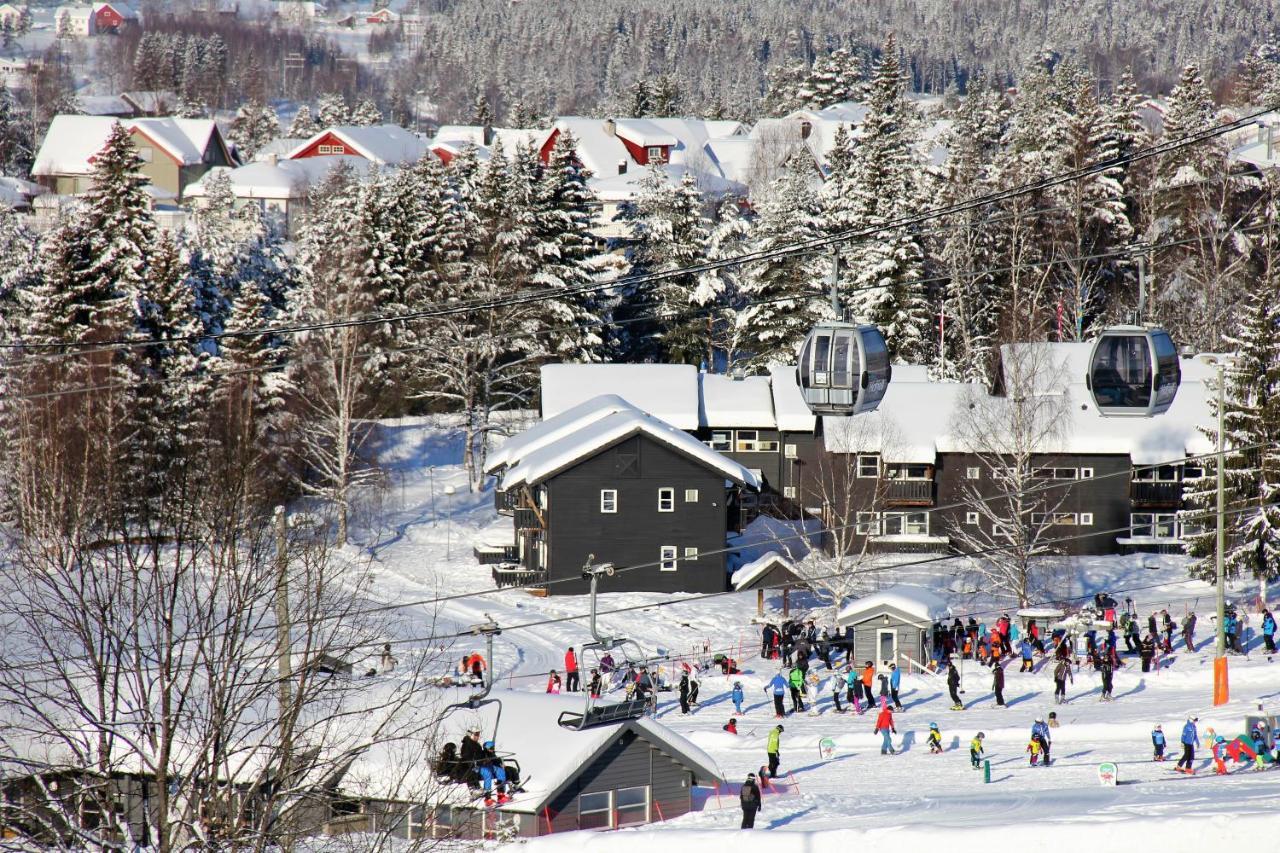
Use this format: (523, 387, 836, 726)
(54, 5, 95, 36)
(287, 124, 429, 167)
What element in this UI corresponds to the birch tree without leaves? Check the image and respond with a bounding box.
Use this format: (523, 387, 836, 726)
(946, 345, 1072, 606)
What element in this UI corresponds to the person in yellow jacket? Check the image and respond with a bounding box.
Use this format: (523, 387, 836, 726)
(970, 732, 985, 769)
(766, 725, 783, 777)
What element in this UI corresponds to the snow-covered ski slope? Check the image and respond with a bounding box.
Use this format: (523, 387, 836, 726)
(352, 417, 1280, 851)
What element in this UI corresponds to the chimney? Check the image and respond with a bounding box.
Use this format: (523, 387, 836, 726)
(604, 118, 616, 137)
(617, 159, 627, 175)
(267, 152, 279, 166)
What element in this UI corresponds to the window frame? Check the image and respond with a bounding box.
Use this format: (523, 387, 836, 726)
(646, 145, 665, 162)
(614, 785, 650, 826)
(857, 454, 880, 478)
(708, 431, 731, 451)
(886, 463, 931, 480)
(735, 430, 759, 452)
(600, 489, 618, 514)
(659, 545, 678, 572)
(965, 511, 980, 525)
(1031, 467, 1078, 480)
(784, 443, 798, 459)
(577, 790, 613, 830)
(881, 511, 929, 536)
(965, 466, 980, 480)
(855, 511, 880, 536)
(683, 546, 698, 561)
(657, 487, 675, 513)
(1130, 512, 1177, 539)
(684, 488, 699, 503)
(783, 485, 798, 499)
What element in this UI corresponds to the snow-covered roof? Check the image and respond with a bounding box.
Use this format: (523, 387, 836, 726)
(433, 124, 487, 146)
(837, 584, 951, 625)
(77, 95, 133, 117)
(486, 393, 638, 473)
(730, 550, 799, 590)
(541, 363, 700, 430)
(186, 155, 376, 199)
(823, 381, 982, 463)
(702, 137, 756, 185)
(32, 116, 223, 176)
(699, 373, 775, 428)
(501, 404, 759, 490)
(590, 162, 744, 201)
(289, 124, 428, 166)
(613, 118, 678, 148)
(377, 689, 722, 813)
(253, 136, 307, 161)
(769, 365, 817, 432)
(0, 175, 44, 209)
(491, 127, 543, 151)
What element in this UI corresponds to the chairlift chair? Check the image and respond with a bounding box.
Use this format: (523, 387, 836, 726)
(1085, 326, 1181, 417)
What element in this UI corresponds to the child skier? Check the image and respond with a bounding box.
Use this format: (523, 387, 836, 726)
(1152, 724, 1166, 761)
(723, 718, 738, 735)
(731, 681, 745, 715)
(970, 732, 985, 769)
(830, 673, 844, 712)
(1031, 717, 1052, 767)
(1026, 735, 1042, 765)
(927, 722, 943, 754)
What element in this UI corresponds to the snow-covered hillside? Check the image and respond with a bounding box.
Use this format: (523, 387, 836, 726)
(343, 417, 1280, 851)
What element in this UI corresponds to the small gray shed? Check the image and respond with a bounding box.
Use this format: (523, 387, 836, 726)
(731, 551, 808, 616)
(836, 585, 950, 673)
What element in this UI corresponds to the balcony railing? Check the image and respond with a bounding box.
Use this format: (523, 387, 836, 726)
(1129, 481, 1182, 506)
(492, 565, 547, 589)
(473, 543, 519, 565)
(494, 489, 520, 515)
(885, 479, 934, 505)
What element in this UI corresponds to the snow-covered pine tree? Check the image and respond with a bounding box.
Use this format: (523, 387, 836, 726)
(1182, 206, 1280, 592)
(613, 163, 676, 361)
(739, 152, 826, 367)
(288, 104, 320, 139)
(761, 60, 809, 116)
(316, 92, 350, 127)
(838, 33, 930, 363)
(533, 130, 604, 362)
(1053, 76, 1133, 340)
(350, 98, 383, 126)
(696, 197, 753, 368)
(653, 171, 711, 364)
(471, 92, 493, 126)
(230, 100, 280, 160)
(802, 47, 863, 109)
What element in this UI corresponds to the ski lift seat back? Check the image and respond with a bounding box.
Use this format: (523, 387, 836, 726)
(1085, 326, 1180, 417)
(796, 322, 892, 416)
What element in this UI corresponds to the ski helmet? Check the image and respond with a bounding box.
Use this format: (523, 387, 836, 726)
(1035, 717, 1044, 723)
(977, 732, 985, 738)
(929, 722, 939, 730)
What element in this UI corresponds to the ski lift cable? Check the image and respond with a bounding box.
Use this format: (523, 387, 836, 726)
(4, 101, 1273, 355)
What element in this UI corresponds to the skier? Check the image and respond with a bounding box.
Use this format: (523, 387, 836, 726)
(874, 704, 897, 755)
(1160, 610, 1175, 653)
(970, 732, 985, 769)
(545, 669, 562, 693)
(1211, 735, 1229, 775)
(766, 725, 783, 778)
(1031, 717, 1052, 767)
(1052, 657, 1073, 704)
(1047, 711, 1059, 728)
(588, 669, 602, 698)
(1182, 612, 1197, 651)
(1152, 724, 1166, 761)
(1026, 735, 1042, 766)
(1176, 716, 1198, 774)
(991, 661, 1005, 707)
(844, 665, 861, 713)
(787, 664, 806, 713)
(860, 660, 876, 708)
(724, 718, 738, 734)
(766, 671, 787, 718)
(1262, 609, 1276, 654)
(947, 661, 963, 710)
(731, 681, 745, 715)
(1019, 638, 1035, 672)
(688, 672, 701, 706)
(1099, 656, 1114, 702)
(876, 670, 890, 705)
(830, 673, 844, 713)
(564, 647, 580, 692)
(679, 671, 691, 715)
(927, 722, 943, 754)
(1123, 613, 1140, 653)
(1139, 633, 1156, 672)
(889, 663, 903, 710)
(740, 772, 761, 828)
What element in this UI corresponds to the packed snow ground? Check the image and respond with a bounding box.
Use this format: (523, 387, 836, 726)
(348, 417, 1280, 851)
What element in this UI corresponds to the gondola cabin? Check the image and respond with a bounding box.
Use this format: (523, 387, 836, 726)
(1086, 327, 1180, 417)
(796, 323, 891, 416)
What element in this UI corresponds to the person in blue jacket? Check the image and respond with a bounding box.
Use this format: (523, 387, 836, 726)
(888, 663, 903, 710)
(1031, 717, 1052, 766)
(1151, 724, 1167, 761)
(765, 671, 788, 718)
(731, 681, 745, 715)
(1262, 609, 1276, 654)
(1019, 638, 1034, 672)
(1176, 716, 1198, 773)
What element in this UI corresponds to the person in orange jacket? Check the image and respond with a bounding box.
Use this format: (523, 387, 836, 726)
(874, 705, 897, 754)
(564, 647, 580, 692)
(860, 661, 876, 708)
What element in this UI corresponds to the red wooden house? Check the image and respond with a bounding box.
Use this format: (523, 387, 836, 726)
(94, 2, 137, 32)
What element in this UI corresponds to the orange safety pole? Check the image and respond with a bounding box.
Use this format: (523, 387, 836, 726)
(543, 806, 553, 834)
(1213, 656, 1230, 705)
(787, 771, 800, 794)
(653, 800, 665, 822)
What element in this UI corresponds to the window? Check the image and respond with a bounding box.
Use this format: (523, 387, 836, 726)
(600, 489, 617, 513)
(886, 464, 931, 480)
(683, 547, 698, 560)
(783, 486, 798, 499)
(857, 454, 880, 478)
(578, 791, 612, 830)
(136, 145, 153, 163)
(1032, 467, 1077, 480)
(965, 511, 980, 525)
(1079, 468, 1095, 479)
(318, 144, 332, 154)
(736, 430, 759, 452)
(615, 785, 650, 826)
(1133, 464, 1177, 482)
(1032, 512, 1086, 526)
(708, 431, 731, 451)
(784, 443, 798, 459)
(1183, 462, 1205, 480)
(1080, 512, 1094, 526)
(406, 806, 427, 839)
(684, 489, 699, 503)
(660, 546, 678, 571)
(1131, 513, 1177, 539)
(882, 511, 929, 536)
(538, 540, 547, 568)
(855, 512, 880, 536)
(966, 466, 980, 480)
(646, 145, 665, 162)
(658, 488, 675, 512)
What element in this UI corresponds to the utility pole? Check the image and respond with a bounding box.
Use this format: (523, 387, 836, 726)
(1215, 359, 1226, 660)
(273, 507, 293, 768)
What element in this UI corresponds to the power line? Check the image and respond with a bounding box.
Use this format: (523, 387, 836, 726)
(4, 99, 1274, 356)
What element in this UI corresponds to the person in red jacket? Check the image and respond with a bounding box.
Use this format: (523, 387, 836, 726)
(564, 647, 580, 692)
(874, 705, 897, 754)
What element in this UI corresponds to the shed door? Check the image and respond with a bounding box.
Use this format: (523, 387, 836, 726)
(877, 630, 897, 669)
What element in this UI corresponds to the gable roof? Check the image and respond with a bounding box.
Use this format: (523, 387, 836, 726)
(612, 118, 678, 148)
(288, 124, 428, 166)
(699, 373, 775, 428)
(32, 116, 224, 177)
(500, 398, 759, 490)
(541, 363, 700, 430)
(837, 584, 951, 625)
(185, 155, 377, 200)
(487, 393, 637, 473)
(730, 550, 804, 591)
